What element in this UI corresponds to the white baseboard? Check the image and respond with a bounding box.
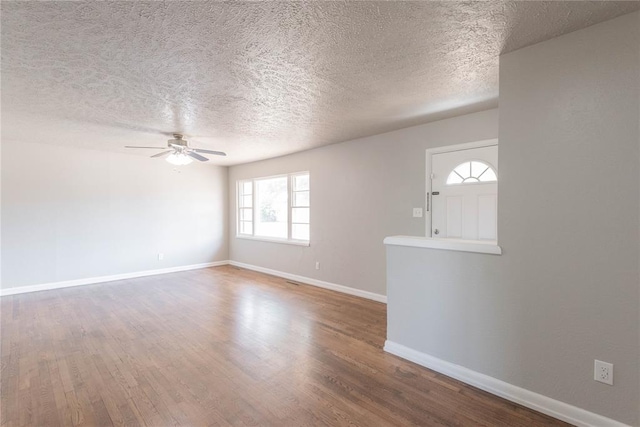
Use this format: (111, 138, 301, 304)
(228, 260, 387, 304)
(0, 261, 230, 296)
(1, 260, 387, 304)
(384, 341, 630, 427)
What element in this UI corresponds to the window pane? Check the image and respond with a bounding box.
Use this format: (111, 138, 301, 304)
(255, 177, 288, 239)
(294, 174, 309, 191)
(240, 221, 253, 235)
(479, 168, 497, 182)
(240, 208, 252, 221)
(446, 172, 464, 185)
(471, 161, 489, 178)
(293, 191, 309, 207)
(292, 224, 309, 241)
(241, 195, 252, 208)
(242, 181, 252, 194)
(292, 207, 309, 224)
(454, 162, 471, 178)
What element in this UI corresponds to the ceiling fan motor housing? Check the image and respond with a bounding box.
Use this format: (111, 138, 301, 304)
(168, 134, 188, 148)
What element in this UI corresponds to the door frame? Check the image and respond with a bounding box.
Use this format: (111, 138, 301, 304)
(425, 139, 498, 237)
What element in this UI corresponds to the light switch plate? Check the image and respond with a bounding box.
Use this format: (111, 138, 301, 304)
(413, 208, 423, 218)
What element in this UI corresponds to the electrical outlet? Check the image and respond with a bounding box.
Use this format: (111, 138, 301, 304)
(158, 253, 164, 261)
(594, 360, 613, 385)
(413, 208, 423, 218)
(315, 261, 320, 270)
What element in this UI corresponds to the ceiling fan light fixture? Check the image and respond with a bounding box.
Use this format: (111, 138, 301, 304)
(166, 152, 193, 166)
(125, 133, 225, 162)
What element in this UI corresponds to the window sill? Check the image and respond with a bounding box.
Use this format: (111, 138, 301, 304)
(383, 235, 502, 255)
(236, 235, 310, 247)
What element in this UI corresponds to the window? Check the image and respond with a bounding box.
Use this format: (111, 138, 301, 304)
(255, 176, 288, 239)
(291, 174, 310, 240)
(446, 161, 497, 185)
(238, 181, 253, 235)
(237, 172, 310, 244)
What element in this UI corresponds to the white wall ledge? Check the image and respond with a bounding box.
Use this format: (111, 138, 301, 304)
(383, 235, 502, 255)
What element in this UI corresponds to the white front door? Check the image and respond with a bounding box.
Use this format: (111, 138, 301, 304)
(430, 144, 498, 241)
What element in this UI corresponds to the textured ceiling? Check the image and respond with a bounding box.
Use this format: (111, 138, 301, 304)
(2, 1, 639, 165)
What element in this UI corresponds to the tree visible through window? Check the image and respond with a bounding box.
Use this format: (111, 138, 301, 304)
(446, 161, 497, 185)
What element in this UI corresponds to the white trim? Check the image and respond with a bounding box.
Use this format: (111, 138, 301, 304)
(384, 235, 502, 255)
(229, 260, 387, 303)
(384, 341, 630, 427)
(427, 139, 499, 156)
(425, 139, 498, 238)
(236, 234, 310, 246)
(0, 261, 230, 296)
(0, 260, 386, 305)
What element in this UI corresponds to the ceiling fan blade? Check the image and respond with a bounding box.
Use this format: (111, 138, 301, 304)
(125, 146, 167, 149)
(187, 151, 209, 162)
(193, 148, 227, 156)
(151, 150, 173, 158)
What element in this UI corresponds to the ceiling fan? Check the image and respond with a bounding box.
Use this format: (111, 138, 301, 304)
(125, 134, 226, 165)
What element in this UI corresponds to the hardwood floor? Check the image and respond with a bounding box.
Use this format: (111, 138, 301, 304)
(1, 266, 570, 426)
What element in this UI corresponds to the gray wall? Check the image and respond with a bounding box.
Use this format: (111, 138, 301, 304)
(1, 141, 229, 289)
(229, 109, 498, 296)
(388, 12, 639, 425)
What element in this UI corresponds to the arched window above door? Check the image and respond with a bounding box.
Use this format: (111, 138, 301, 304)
(446, 161, 497, 185)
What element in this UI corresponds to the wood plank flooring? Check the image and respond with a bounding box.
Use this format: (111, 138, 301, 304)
(1, 266, 570, 426)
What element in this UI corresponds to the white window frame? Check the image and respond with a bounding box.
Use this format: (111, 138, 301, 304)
(425, 139, 498, 239)
(236, 171, 310, 246)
